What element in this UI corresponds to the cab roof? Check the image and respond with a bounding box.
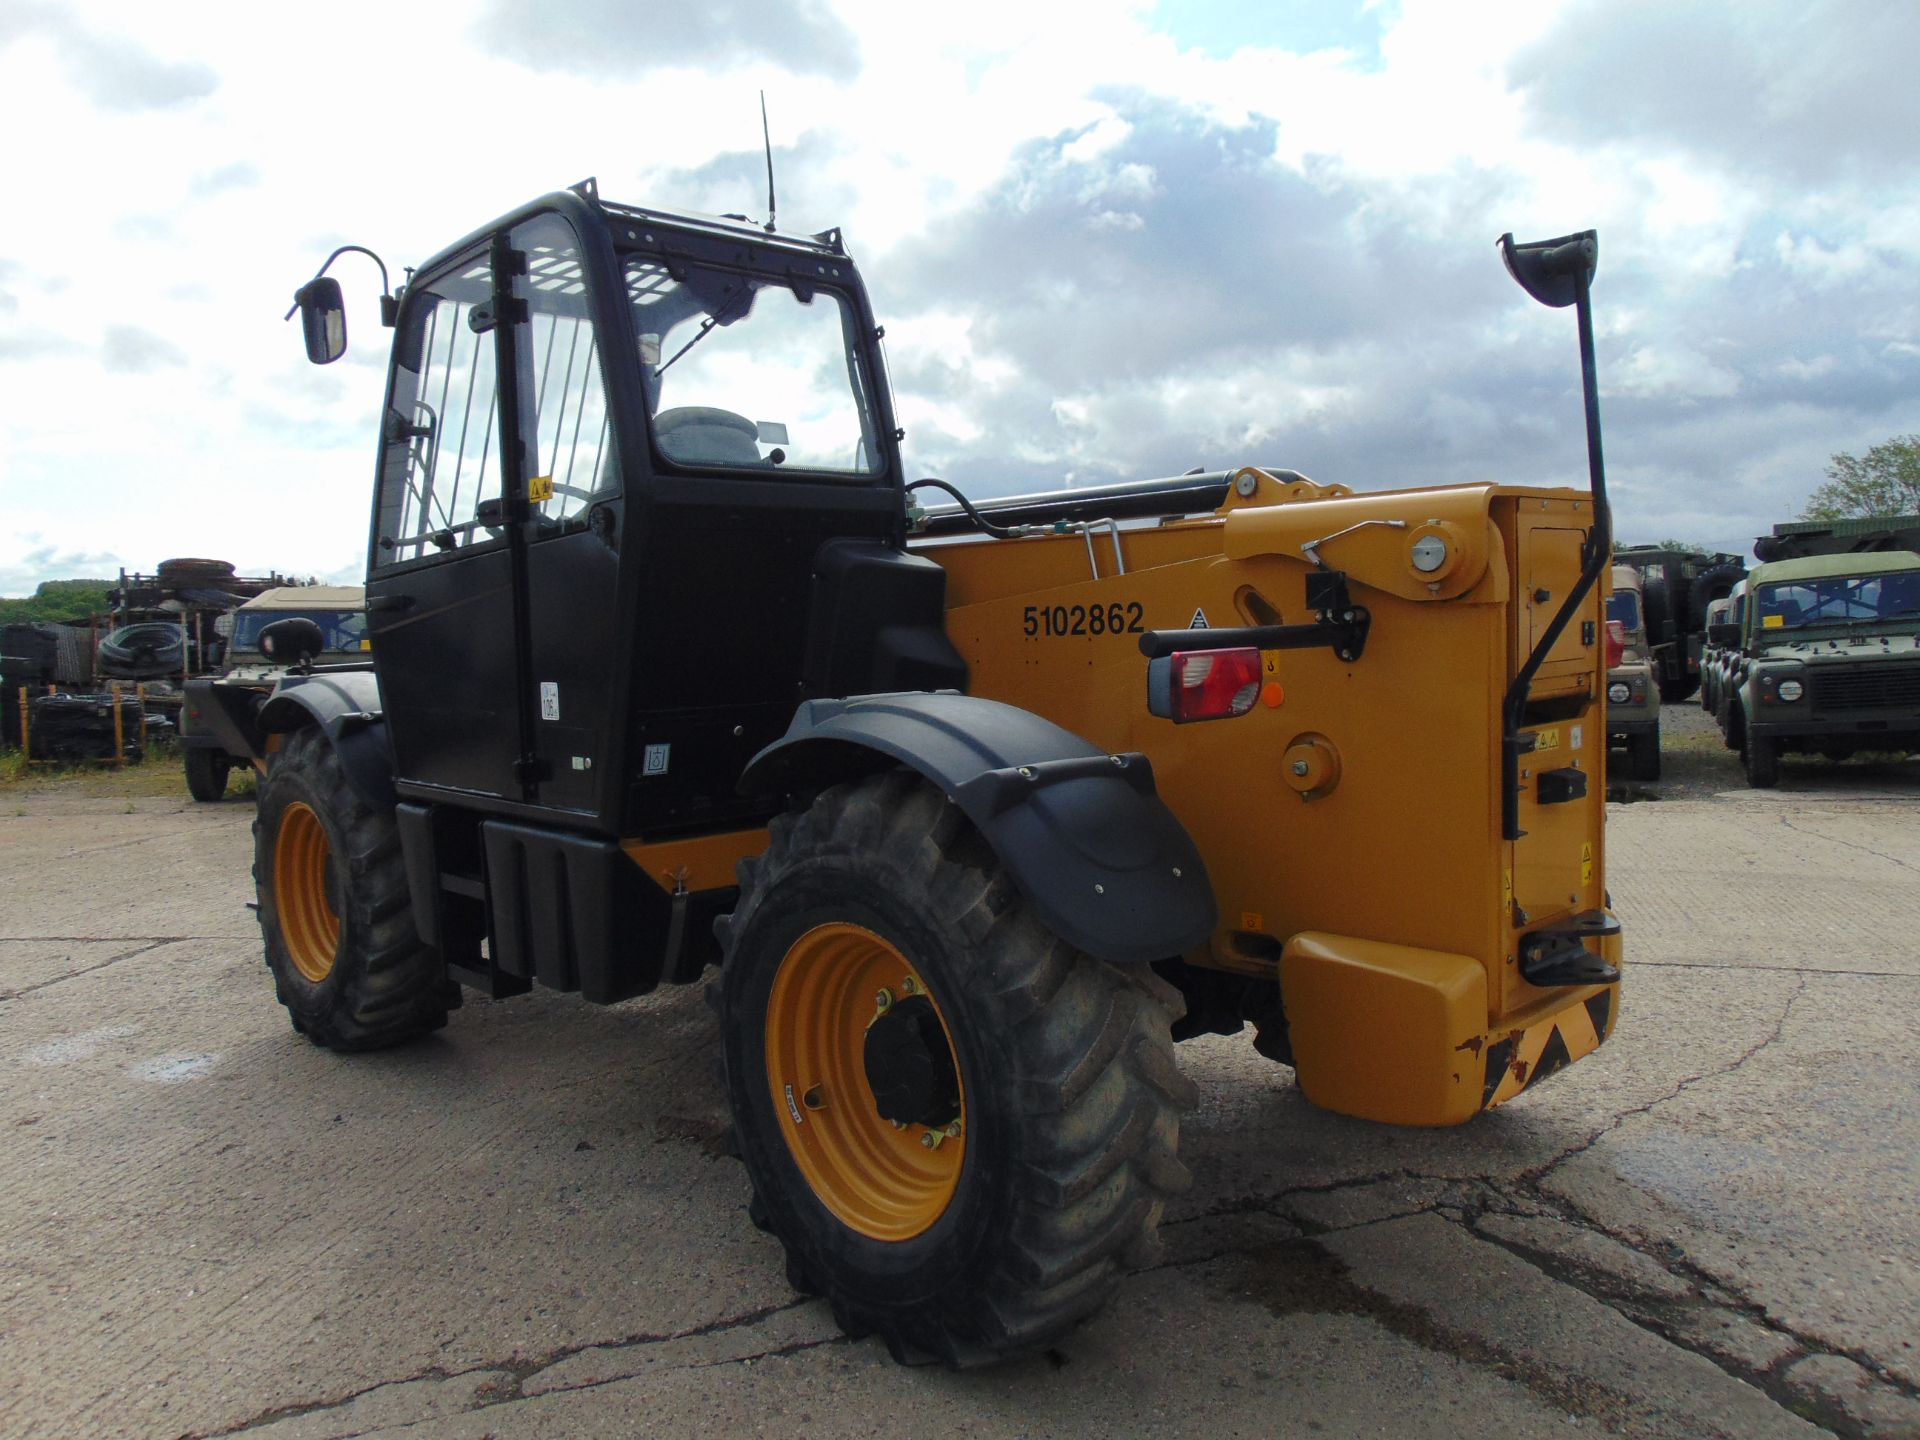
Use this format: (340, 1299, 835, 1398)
(237, 586, 365, 611)
(1748, 550, 1920, 587)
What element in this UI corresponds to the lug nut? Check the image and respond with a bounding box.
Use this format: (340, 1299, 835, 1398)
(874, 988, 892, 1012)
(921, 1132, 938, 1149)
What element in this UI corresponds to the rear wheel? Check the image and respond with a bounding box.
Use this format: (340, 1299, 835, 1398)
(184, 747, 230, 802)
(718, 772, 1194, 1366)
(255, 726, 455, 1049)
(1628, 730, 1661, 782)
(1742, 728, 1779, 789)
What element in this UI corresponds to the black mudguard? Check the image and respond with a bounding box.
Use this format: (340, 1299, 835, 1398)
(257, 668, 395, 811)
(739, 693, 1216, 966)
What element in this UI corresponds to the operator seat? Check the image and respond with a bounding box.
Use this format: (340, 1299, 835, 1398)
(654, 407, 763, 466)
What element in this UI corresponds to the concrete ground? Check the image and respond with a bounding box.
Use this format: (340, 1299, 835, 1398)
(2, 708, 1917, 1439)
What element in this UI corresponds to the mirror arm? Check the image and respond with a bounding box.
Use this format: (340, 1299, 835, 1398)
(283, 244, 399, 326)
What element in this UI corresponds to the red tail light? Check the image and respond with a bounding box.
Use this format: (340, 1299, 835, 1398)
(1164, 647, 1262, 723)
(1605, 619, 1626, 668)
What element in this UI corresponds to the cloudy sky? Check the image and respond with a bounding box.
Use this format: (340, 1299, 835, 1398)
(2, 0, 1916, 593)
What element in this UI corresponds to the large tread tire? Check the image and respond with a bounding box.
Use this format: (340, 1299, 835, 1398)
(1742, 730, 1779, 789)
(718, 771, 1195, 1367)
(255, 726, 456, 1050)
(1628, 730, 1661, 783)
(184, 747, 230, 803)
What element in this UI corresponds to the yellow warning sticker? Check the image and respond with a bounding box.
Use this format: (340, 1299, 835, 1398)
(1762, 613, 1784, 628)
(528, 474, 554, 503)
(1264, 652, 1280, 676)
(1502, 869, 1513, 912)
(1534, 728, 1561, 752)
(1581, 842, 1593, 884)
(1241, 911, 1266, 933)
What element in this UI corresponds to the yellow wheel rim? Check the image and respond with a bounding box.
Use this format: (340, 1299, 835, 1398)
(764, 922, 966, 1241)
(275, 801, 339, 983)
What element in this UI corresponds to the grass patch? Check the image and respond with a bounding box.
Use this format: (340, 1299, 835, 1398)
(0, 741, 245, 801)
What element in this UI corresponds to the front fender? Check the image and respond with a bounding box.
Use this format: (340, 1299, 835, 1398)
(257, 668, 395, 810)
(740, 692, 1216, 966)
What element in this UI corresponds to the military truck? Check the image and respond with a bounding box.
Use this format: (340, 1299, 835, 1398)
(1611, 545, 1746, 701)
(1698, 592, 1736, 717)
(255, 185, 1625, 1365)
(180, 586, 366, 801)
(1755, 513, 1920, 563)
(1706, 551, 1920, 786)
(1604, 564, 1660, 780)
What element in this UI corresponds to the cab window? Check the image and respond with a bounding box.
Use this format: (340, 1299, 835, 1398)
(625, 256, 881, 477)
(373, 255, 501, 566)
(512, 214, 617, 531)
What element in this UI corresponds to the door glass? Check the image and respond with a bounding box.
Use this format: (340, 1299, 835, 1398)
(512, 215, 616, 531)
(374, 257, 501, 566)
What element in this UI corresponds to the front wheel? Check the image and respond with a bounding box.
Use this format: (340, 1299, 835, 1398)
(1628, 730, 1662, 782)
(1742, 729, 1779, 788)
(718, 772, 1195, 1366)
(184, 747, 230, 802)
(255, 726, 455, 1049)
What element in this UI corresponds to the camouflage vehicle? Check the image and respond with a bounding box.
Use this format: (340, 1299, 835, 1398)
(1604, 564, 1660, 780)
(180, 587, 367, 801)
(1706, 551, 1920, 787)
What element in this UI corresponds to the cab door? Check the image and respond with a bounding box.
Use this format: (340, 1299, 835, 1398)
(367, 210, 624, 819)
(366, 246, 521, 799)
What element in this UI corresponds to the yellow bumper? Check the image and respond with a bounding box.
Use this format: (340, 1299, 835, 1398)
(1278, 931, 1621, 1127)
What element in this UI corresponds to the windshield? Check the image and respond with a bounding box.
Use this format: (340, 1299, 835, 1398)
(625, 257, 881, 476)
(1605, 591, 1642, 632)
(1755, 570, 1920, 631)
(232, 609, 368, 654)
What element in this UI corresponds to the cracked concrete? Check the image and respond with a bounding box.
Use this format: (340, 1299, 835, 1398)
(3, 724, 1917, 1438)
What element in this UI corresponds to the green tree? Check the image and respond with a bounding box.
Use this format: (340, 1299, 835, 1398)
(0, 579, 113, 625)
(1802, 435, 1920, 520)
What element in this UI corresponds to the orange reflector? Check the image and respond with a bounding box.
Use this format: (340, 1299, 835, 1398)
(1262, 681, 1285, 708)
(1171, 647, 1262, 722)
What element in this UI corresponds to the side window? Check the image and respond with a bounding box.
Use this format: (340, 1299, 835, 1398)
(512, 214, 615, 531)
(374, 255, 501, 565)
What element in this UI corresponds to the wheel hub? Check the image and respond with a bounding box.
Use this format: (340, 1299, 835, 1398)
(863, 996, 961, 1130)
(762, 922, 967, 1241)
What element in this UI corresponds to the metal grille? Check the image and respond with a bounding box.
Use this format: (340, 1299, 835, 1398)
(1811, 664, 1920, 711)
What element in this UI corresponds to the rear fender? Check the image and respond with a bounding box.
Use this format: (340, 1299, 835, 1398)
(739, 692, 1215, 966)
(257, 669, 395, 810)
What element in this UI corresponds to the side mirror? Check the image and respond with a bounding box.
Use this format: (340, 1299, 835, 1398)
(294, 277, 347, 364)
(1707, 622, 1740, 648)
(259, 617, 326, 669)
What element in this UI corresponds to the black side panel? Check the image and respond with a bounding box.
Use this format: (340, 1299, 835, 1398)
(802, 539, 968, 699)
(394, 803, 442, 947)
(481, 819, 678, 1003)
(739, 693, 1216, 966)
(369, 550, 519, 798)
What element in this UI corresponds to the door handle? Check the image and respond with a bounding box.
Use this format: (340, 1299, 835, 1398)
(366, 594, 415, 613)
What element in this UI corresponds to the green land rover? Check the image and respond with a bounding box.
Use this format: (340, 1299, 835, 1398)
(1707, 550, 1920, 787)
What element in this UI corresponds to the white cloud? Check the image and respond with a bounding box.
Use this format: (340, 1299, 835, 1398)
(0, 0, 1915, 594)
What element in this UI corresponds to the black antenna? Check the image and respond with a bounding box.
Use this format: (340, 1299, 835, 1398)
(760, 91, 777, 233)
